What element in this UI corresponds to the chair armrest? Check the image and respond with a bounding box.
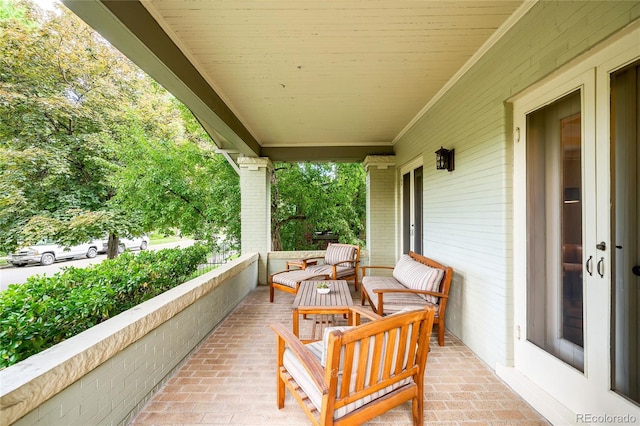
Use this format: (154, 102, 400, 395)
(299, 256, 325, 268)
(359, 265, 393, 277)
(422, 290, 448, 299)
(270, 323, 328, 393)
(332, 259, 357, 267)
(372, 287, 448, 299)
(348, 306, 383, 325)
(301, 255, 324, 262)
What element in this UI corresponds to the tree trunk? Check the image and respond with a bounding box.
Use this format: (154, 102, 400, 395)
(270, 168, 280, 251)
(107, 233, 120, 259)
(272, 225, 282, 251)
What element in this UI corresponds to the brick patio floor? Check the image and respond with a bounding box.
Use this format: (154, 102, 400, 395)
(130, 285, 549, 425)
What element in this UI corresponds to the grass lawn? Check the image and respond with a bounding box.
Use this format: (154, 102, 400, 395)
(148, 234, 183, 245)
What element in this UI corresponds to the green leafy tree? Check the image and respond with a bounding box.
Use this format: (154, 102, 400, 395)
(110, 119, 240, 249)
(0, 1, 143, 252)
(271, 163, 365, 250)
(0, 0, 239, 255)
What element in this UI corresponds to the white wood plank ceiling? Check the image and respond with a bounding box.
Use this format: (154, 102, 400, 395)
(140, 0, 525, 151)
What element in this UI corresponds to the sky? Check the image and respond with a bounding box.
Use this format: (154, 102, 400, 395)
(33, 0, 60, 12)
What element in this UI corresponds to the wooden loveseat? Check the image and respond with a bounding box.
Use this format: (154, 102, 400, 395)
(360, 252, 453, 346)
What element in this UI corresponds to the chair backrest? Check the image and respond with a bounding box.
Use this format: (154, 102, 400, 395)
(324, 243, 360, 269)
(406, 252, 452, 315)
(322, 307, 435, 422)
(411, 251, 451, 291)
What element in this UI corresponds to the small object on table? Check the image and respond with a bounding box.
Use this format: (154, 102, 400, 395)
(316, 282, 330, 294)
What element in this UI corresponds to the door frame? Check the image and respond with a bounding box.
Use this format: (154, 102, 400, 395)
(400, 157, 423, 254)
(507, 25, 640, 424)
(513, 67, 597, 416)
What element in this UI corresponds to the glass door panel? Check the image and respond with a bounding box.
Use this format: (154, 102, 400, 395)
(402, 172, 411, 254)
(526, 90, 584, 371)
(611, 62, 640, 405)
(413, 166, 423, 255)
(401, 161, 423, 255)
(561, 113, 583, 348)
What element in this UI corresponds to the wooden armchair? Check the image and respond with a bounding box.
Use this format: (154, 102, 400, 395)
(298, 243, 361, 291)
(271, 306, 435, 426)
(360, 252, 453, 346)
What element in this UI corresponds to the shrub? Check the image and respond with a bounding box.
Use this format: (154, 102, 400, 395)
(0, 244, 209, 369)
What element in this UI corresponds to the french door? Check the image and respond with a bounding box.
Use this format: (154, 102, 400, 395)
(513, 29, 640, 420)
(610, 60, 640, 409)
(401, 158, 423, 255)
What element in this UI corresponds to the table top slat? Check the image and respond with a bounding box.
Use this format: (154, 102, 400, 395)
(292, 280, 352, 310)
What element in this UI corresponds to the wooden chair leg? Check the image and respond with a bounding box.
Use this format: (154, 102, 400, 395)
(276, 371, 285, 409)
(276, 336, 286, 408)
(438, 321, 445, 346)
(413, 392, 424, 425)
(270, 283, 275, 302)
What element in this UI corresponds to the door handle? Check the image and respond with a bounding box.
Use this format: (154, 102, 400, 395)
(586, 256, 593, 276)
(633, 265, 640, 277)
(596, 241, 606, 251)
(597, 257, 605, 278)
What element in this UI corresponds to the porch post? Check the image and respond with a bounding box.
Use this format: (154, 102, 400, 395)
(363, 155, 397, 266)
(238, 157, 272, 285)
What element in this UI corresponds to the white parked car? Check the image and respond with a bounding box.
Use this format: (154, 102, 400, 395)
(7, 240, 103, 267)
(101, 235, 149, 253)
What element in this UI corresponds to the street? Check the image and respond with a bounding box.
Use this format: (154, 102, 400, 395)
(0, 240, 194, 291)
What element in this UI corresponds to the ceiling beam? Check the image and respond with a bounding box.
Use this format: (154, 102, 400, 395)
(261, 146, 394, 163)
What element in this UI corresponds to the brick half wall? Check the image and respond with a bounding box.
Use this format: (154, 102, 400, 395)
(1, 253, 259, 426)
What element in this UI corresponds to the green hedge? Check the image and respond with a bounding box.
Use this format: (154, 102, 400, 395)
(0, 244, 209, 369)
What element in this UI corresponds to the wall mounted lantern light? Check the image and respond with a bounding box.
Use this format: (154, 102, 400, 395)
(435, 147, 455, 172)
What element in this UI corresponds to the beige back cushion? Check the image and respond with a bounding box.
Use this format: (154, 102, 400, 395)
(392, 254, 444, 303)
(324, 244, 356, 268)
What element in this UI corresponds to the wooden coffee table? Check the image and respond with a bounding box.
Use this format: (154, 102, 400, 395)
(292, 280, 353, 341)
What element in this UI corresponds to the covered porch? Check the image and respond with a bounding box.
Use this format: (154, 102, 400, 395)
(131, 285, 547, 425)
(2, 255, 546, 426)
(24, 0, 640, 424)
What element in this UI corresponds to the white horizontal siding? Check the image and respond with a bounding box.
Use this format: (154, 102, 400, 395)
(392, 1, 639, 368)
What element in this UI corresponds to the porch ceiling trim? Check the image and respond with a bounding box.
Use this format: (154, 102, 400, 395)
(261, 145, 394, 163)
(392, 0, 539, 144)
(63, 0, 261, 158)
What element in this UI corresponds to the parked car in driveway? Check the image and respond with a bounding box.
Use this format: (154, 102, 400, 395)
(100, 235, 149, 253)
(7, 240, 103, 267)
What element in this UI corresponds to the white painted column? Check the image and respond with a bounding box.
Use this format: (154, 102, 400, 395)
(363, 155, 397, 267)
(238, 157, 272, 284)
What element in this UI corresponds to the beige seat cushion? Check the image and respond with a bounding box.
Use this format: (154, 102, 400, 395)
(362, 276, 439, 315)
(305, 264, 355, 278)
(272, 269, 327, 288)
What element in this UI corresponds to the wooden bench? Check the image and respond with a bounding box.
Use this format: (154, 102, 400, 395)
(360, 251, 453, 346)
